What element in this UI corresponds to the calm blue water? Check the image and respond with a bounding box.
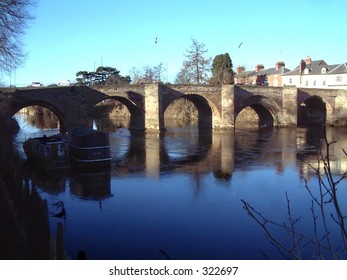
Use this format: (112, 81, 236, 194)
(11, 114, 347, 260)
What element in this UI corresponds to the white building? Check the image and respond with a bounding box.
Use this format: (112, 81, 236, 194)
(282, 56, 347, 89)
(326, 63, 347, 89)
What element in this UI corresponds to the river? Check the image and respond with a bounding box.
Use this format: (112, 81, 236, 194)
(1, 112, 347, 260)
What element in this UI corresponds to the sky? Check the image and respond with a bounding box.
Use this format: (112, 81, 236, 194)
(2, 0, 347, 86)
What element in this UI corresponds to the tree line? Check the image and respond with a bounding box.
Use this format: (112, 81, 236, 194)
(75, 38, 235, 86)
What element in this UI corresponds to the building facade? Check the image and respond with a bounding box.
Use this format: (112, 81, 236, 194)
(234, 62, 290, 87)
(282, 56, 347, 89)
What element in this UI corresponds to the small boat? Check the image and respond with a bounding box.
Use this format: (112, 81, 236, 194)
(23, 134, 70, 169)
(68, 127, 111, 169)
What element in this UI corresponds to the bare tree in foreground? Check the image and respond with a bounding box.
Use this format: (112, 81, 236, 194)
(242, 132, 347, 259)
(0, 0, 35, 73)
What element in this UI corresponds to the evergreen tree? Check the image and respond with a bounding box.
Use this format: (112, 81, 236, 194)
(76, 67, 131, 85)
(210, 53, 234, 84)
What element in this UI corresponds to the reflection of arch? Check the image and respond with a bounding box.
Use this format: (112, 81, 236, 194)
(236, 96, 280, 127)
(160, 130, 212, 170)
(163, 94, 220, 129)
(88, 96, 144, 131)
(298, 96, 326, 126)
(234, 127, 273, 167)
(10, 101, 65, 131)
(112, 130, 212, 173)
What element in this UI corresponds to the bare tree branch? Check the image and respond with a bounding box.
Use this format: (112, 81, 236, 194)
(175, 38, 211, 84)
(0, 0, 35, 73)
(242, 134, 347, 259)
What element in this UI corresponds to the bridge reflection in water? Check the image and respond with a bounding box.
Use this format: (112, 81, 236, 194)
(1, 118, 347, 259)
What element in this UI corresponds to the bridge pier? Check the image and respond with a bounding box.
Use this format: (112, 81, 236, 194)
(144, 84, 165, 132)
(220, 85, 235, 129)
(59, 87, 91, 133)
(279, 86, 298, 127)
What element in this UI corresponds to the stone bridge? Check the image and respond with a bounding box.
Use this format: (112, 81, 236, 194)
(1, 84, 347, 132)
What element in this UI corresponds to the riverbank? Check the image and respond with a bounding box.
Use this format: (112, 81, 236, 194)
(0, 178, 27, 259)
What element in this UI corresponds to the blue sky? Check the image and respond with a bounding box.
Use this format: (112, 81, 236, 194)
(3, 0, 347, 86)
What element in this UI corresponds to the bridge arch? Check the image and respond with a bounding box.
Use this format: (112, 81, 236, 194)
(298, 95, 326, 126)
(235, 95, 280, 127)
(163, 94, 221, 129)
(88, 96, 145, 131)
(9, 100, 66, 131)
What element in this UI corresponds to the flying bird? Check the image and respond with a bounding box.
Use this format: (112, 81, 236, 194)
(238, 42, 243, 48)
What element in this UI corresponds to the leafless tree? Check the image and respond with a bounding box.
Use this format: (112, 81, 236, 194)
(0, 0, 35, 73)
(153, 62, 166, 82)
(129, 67, 142, 84)
(175, 38, 211, 84)
(130, 63, 166, 84)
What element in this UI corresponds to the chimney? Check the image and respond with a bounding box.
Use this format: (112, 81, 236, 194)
(237, 66, 245, 74)
(276, 61, 285, 70)
(299, 59, 306, 75)
(305, 56, 312, 65)
(255, 64, 264, 72)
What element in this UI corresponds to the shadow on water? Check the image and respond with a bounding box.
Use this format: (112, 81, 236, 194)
(0, 135, 52, 259)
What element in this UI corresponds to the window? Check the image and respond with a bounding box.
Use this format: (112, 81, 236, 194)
(321, 68, 327, 74)
(289, 78, 292, 84)
(323, 80, 326, 86)
(336, 76, 342, 83)
(305, 80, 308, 86)
(304, 68, 309, 75)
(313, 80, 316, 86)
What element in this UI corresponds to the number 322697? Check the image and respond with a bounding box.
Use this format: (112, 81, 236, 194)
(202, 266, 238, 276)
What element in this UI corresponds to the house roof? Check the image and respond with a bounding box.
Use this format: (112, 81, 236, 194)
(283, 61, 347, 76)
(257, 67, 291, 76)
(236, 59, 347, 78)
(328, 63, 347, 75)
(283, 59, 331, 76)
(305, 60, 328, 75)
(235, 67, 290, 78)
(235, 70, 256, 78)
